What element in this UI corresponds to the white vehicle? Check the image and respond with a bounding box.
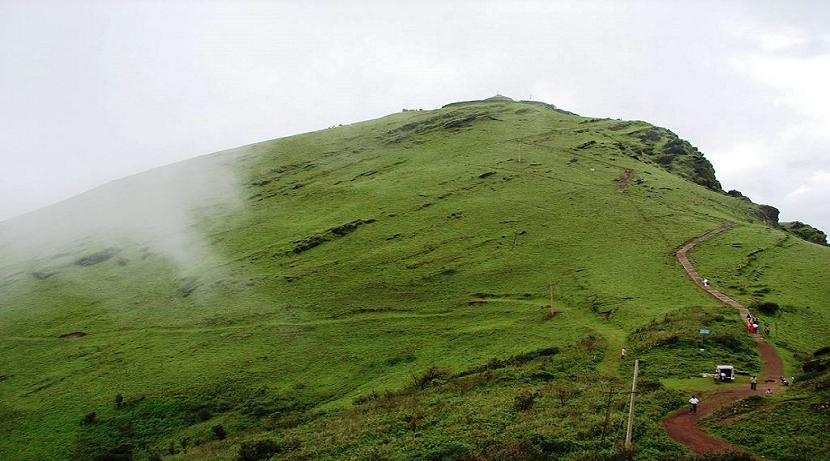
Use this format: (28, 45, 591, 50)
(714, 365, 735, 382)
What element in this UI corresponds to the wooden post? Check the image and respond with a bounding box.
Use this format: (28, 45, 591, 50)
(625, 359, 639, 449)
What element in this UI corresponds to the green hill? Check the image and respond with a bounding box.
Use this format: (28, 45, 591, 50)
(1, 96, 828, 460)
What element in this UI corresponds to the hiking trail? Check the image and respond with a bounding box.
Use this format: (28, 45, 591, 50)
(661, 223, 785, 456)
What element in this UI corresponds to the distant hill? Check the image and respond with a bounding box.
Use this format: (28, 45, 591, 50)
(1, 96, 827, 460)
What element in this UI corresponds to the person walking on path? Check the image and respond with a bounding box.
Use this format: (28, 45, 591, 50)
(689, 395, 700, 414)
(702, 278, 709, 287)
(621, 348, 627, 360)
(751, 376, 757, 391)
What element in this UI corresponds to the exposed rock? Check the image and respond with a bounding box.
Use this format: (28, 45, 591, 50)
(755, 205, 780, 228)
(781, 221, 828, 246)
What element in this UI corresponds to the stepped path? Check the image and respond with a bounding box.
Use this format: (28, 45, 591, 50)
(661, 223, 785, 456)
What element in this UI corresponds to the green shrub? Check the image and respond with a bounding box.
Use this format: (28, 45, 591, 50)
(211, 424, 227, 440)
(90, 444, 133, 461)
(237, 439, 280, 461)
(406, 442, 472, 461)
(750, 301, 780, 316)
(514, 391, 537, 411)
(81, 412, 97, 425)
(412, 366, 451, 390)
(196, 407, 212, 421)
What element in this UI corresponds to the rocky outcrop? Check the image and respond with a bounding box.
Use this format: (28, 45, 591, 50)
(755, 205, 780, 228)
(781, 221, 828, 246)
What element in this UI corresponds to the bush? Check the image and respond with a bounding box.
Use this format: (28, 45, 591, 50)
(412, 366, 451, 390)
(514, 391, 537, 411)
(406, 442, 472, 461)
(197, 407, 212, 421)
(91, 444, 133, 461)
(455, 347, 560, 377)
(211, 424, 227, 440)
(238, 439, 281, 461)
(751, 301, 780, 316)
(81, 412, 97, 425)
(710, 334, 744, 351)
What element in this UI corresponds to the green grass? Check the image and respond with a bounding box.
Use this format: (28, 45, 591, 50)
(0, 97, 826, 460)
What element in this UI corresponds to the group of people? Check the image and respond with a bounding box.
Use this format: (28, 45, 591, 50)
(691, 374, 795, 413)
(744, 313, 770, 335)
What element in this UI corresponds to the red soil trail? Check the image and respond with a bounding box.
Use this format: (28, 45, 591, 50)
(661, 223, 785, 456)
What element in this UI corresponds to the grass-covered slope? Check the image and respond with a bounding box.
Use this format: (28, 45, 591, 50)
(690, 225, 830, 364)
(0, 97, 827, 460)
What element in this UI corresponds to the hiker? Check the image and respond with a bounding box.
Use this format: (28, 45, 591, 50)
(751, 376, 757, 391)
(689, 395, 700, 414)
(702, 278, 709, 287)
(621, 348, 627, 360)
(764, 324, 770, 335)
(765, 388, 773, 396)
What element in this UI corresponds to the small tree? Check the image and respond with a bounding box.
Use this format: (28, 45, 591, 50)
(211, 424, 227, 440)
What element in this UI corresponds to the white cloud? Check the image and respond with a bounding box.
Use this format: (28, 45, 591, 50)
(759, 32, 807, 51)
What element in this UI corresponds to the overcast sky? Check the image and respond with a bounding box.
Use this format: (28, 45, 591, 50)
(1, 1, 828, 232)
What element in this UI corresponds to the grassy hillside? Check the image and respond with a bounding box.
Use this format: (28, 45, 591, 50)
(0, 96, 827, 460)
(690, 225, 830, 367)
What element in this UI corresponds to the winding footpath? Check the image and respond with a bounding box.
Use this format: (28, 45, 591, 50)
(661, 223, 785, 456)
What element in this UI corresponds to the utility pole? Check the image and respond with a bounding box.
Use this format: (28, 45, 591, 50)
(625, 359, 640, 450)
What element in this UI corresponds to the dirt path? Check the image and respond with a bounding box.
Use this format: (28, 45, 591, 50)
(662, 223, 785, 456)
